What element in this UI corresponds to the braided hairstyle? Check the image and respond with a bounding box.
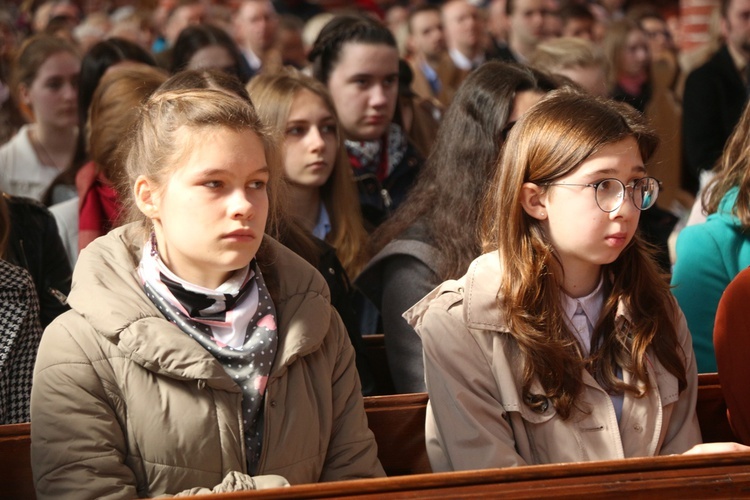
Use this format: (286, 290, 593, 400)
(308, 13, 397, 84)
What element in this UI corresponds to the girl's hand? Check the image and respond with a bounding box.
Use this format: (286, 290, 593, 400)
(682, 442, 750, 455)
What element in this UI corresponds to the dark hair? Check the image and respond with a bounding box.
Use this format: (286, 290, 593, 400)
(406, 4, 441, 34)
(559, 2, 595, 23)
(41, 37, 156, 206)
(371, 62, 557, 281)
(171, 24, 252, 83)
(78, 38, 156, 131)
(309, 13, 397, 84)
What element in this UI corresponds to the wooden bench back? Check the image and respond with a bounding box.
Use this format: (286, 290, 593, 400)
(0, 423, 33, 499)
(0, 372, 736, 497)
(203, 452, 750, 499)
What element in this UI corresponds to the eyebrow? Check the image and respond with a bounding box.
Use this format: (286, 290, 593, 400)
(347, 72, 399, 80)
(197, 166, 270, 177)
(584, 165, 647, 177)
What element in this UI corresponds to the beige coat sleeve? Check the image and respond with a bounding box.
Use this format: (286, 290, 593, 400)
(320, 308, 385, 480)
(658, 307, 703, 454)
(418, 302, 527, 471)
(31, 321, 140, 500)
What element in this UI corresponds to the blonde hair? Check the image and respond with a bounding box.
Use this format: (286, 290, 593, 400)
(483, 90, 685, 419)
(123, 87, 281, 240)
(531, 37, 610, 83)
(247, 69, 369, 277)
(704, 99, 750, 224)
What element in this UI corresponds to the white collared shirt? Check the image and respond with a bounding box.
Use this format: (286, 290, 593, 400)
(448, 48, 485, 71)
(561, 276, 624, 422)
(312, 202, 331, 241)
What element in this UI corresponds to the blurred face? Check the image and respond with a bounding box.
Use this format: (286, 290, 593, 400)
(562, 17, 595, 40)
(640, 17, 673, 55)
(283, 89, 337, 189)
(409, 10, 446, 60)
(509, 0, 547, 48)
(620, 29, 650, 77)
(278, 27, 306, 68)
(188, 44, 237, 74)
(141, 127, 269, 289)
(235, 0, 278, 53)
(326, 42, 399, 141)
(508, 90, 544, 124)
(537, 137, 644, 290)
(558, 65, 608, 96)
(723, 0, 750, 56)
(442, 0, 483, 53)
(20, 51, 80, 129)
(164, 4, 205, 44)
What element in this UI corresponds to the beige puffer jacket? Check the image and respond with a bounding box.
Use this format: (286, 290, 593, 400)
(30, 224, 384, 499)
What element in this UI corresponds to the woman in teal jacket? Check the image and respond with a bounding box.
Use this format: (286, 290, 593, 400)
(672, 100, 750, 373)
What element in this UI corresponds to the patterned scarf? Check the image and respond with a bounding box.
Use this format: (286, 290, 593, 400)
(138, 236, 278, 473)
(345, 122, 407, 182)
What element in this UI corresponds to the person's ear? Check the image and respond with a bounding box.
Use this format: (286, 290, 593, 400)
(134, 175, 160, 219)
(17, 83, 31, 107)
(520, 182, 547, 220)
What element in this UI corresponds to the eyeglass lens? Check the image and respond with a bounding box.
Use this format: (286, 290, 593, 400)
(596, 178, 659, 212)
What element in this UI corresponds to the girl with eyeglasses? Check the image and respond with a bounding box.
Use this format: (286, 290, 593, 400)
(405, 90, 748, 472)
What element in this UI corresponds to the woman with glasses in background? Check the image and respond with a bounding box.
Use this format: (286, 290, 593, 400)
(405, 91, 747, 472)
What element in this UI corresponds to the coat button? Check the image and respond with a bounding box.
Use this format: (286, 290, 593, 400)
(328, 267, 335, 275)
(270, 400, 277, 408)
(633, 424, 643, 432)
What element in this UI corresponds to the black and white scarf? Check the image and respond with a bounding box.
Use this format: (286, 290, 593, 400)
(345, 122, 407, 181)
(138, 236, 278, 473)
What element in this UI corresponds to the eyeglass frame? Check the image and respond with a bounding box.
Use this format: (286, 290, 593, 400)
(541, 176, 662, 213)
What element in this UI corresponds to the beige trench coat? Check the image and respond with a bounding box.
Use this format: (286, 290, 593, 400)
(405, 251, 701, 472)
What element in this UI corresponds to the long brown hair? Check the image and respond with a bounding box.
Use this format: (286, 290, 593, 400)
(703, 99, 750, 224)
(483, 90, 686, 419)
(248, 69, 369, 277)
(371, 62, 557, 281)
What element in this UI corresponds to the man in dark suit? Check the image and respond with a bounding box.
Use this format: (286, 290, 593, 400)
(406, 5, 466, 107)
(682, 0, 750, 194)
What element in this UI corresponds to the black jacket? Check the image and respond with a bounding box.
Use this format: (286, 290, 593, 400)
(682, 45, 748, 193)
(352, 141, 422, 229)
(5, 195, 71, 327)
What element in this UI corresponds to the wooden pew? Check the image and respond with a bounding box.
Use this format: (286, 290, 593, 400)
(364, 392, 431, 476)
(362, 334, 395, 394)
(0, 422, 34, 499)
(0, 373, 736, 497)
(696, 372, 737, 443)
(204, 452, 750, 499)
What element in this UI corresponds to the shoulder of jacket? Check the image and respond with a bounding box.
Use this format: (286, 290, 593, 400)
(36, 310, 120, 372)
(5, 194, 51, 217)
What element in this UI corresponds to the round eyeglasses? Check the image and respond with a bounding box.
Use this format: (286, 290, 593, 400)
(543, 177, 661, 213)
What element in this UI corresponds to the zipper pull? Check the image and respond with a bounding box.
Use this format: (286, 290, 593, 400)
(380, 189, 392, 209)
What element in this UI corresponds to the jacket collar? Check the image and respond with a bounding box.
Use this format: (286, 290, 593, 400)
(406, 251, 633, 332)
(69, 224, 330, 387)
